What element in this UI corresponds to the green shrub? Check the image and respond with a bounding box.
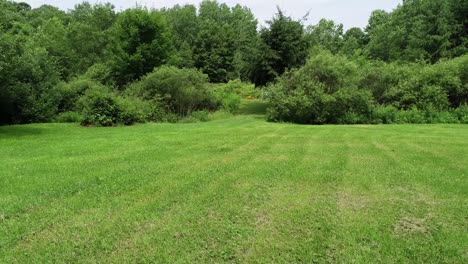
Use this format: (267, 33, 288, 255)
(117, 97, 148, 125)
(190, 110, 210, 122)
(54, 111, 83, 123)
(163, 113, 180, 123)
(371, 105, 398, 124)
(221, 93, 241, 113)
(127, 66, 215, 117)
(396, 108, 426, 124)
(266, 51, 374, 124)
(53, 78, 104, 113)
(217, 79, 260, 98)
(83, 63, 114, 86)
(79, 87, 121, 127)
(453, 104, 468, 124)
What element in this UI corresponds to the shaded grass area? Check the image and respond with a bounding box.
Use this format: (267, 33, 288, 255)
(0, 117, 467, 263)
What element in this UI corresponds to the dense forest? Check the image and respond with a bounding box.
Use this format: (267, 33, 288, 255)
(0, 0, 467, 126)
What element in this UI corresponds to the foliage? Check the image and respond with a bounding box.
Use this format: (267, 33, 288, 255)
(54, 111, 82, 123)
(267, 51, 467, 124)
(0, 32, 60, 125)
(180, 110, 210, 123)
(253, 8, 308, 86)
(365, 0, 467, 62)
(128, 66, 215, 117)
(79, 86, 122, 126)
(52, 78, 104, 114)
(108, 8, 175, 86)
(266, 52, 374, 124)
(79, 86, 147, 126)
(0, 0, 467, 126)
(306, 19, 344, 54)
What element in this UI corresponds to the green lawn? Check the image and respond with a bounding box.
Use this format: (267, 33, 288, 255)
(1, 115, 467, 263)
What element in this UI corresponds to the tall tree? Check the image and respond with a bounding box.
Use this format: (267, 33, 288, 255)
(194, 0, 236, 82)
(67, 2, 116, 74)
(161, 4, 198, 68)
(306, 19, 344, 54)
(230, 4, 259, 81)
(254, 8, 308, 86)
(366, 0, 467, 63)
(108, 8, 175, 86)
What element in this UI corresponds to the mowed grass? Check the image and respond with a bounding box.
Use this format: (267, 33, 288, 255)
(0, 115, 467, 263)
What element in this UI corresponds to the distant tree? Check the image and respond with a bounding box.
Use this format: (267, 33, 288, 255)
(33, 17, 73, 79)
(67, 2, 116, 74)
(193, 1, 236, 82)
(194, 19, 235, 83)
(0, 32, 60, 124)
(161, 4, 198, 68)
(306, 19, 344, 54)
(25, 4, 68, 28)
(15, 2, 30, 12)
(341, 27, 367, 57)
(366, 0, 467, 62)
(254, 8, 308, 86)
(108, 8, 175, 86)
(230, 5, 259, 81)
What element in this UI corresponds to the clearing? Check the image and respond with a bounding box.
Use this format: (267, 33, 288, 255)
(0, 113, 467, 262)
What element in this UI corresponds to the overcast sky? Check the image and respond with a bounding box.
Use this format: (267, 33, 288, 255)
(24, 0, 402, 29)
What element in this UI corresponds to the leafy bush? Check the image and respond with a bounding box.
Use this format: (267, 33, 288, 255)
(127, 66, 216, 116)
(54, 111, 82, 123)
(190, 110, 210, 122)
(79, 87, 122, 126)
(371, 105, 467, 124)
(52, 78, 104, 113)
(78, 86, 149, 126)
(266, 51, 374, 124)
(453, 104, 468, 124)
(371, 105, 398, 124)
(217, 79, 260, 98)
(116, 97, 148, 125)
(221, 93, 241, 113)
(362, 56, 468, 111)
(83, 63, 114, 86)
(395, 108, 427, 124)
(267, 51, 466, 124)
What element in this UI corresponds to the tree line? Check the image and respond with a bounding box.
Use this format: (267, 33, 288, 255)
(0, 0, 467, 125)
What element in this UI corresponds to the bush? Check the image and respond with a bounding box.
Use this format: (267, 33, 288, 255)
(79, 87, 149, 126)
(217, 79, 260, 98)
(83, 63, 114, 86)
(396, 108, 427, 124)
(267, 51, 466, 125)
(362, 56, 467, 111)
(266, 51, 374, 124)
(52, 78, 104, 113)
(221, 93, 241, 113)
(371, 105, 398, 124)
(127, 66, 215, 117)
(190, 110, 210, 122)
(371, 105, 466, 124)
(79, 87, 122, 127)
(453, 104, 468, 124)
(54, 111, 82, 123)
(117, 97, 148, 125)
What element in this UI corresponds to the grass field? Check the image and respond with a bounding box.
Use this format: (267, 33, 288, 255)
(1, 111, 467, 262)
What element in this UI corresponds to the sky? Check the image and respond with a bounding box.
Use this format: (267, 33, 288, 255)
(23, 0, 402, 29)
